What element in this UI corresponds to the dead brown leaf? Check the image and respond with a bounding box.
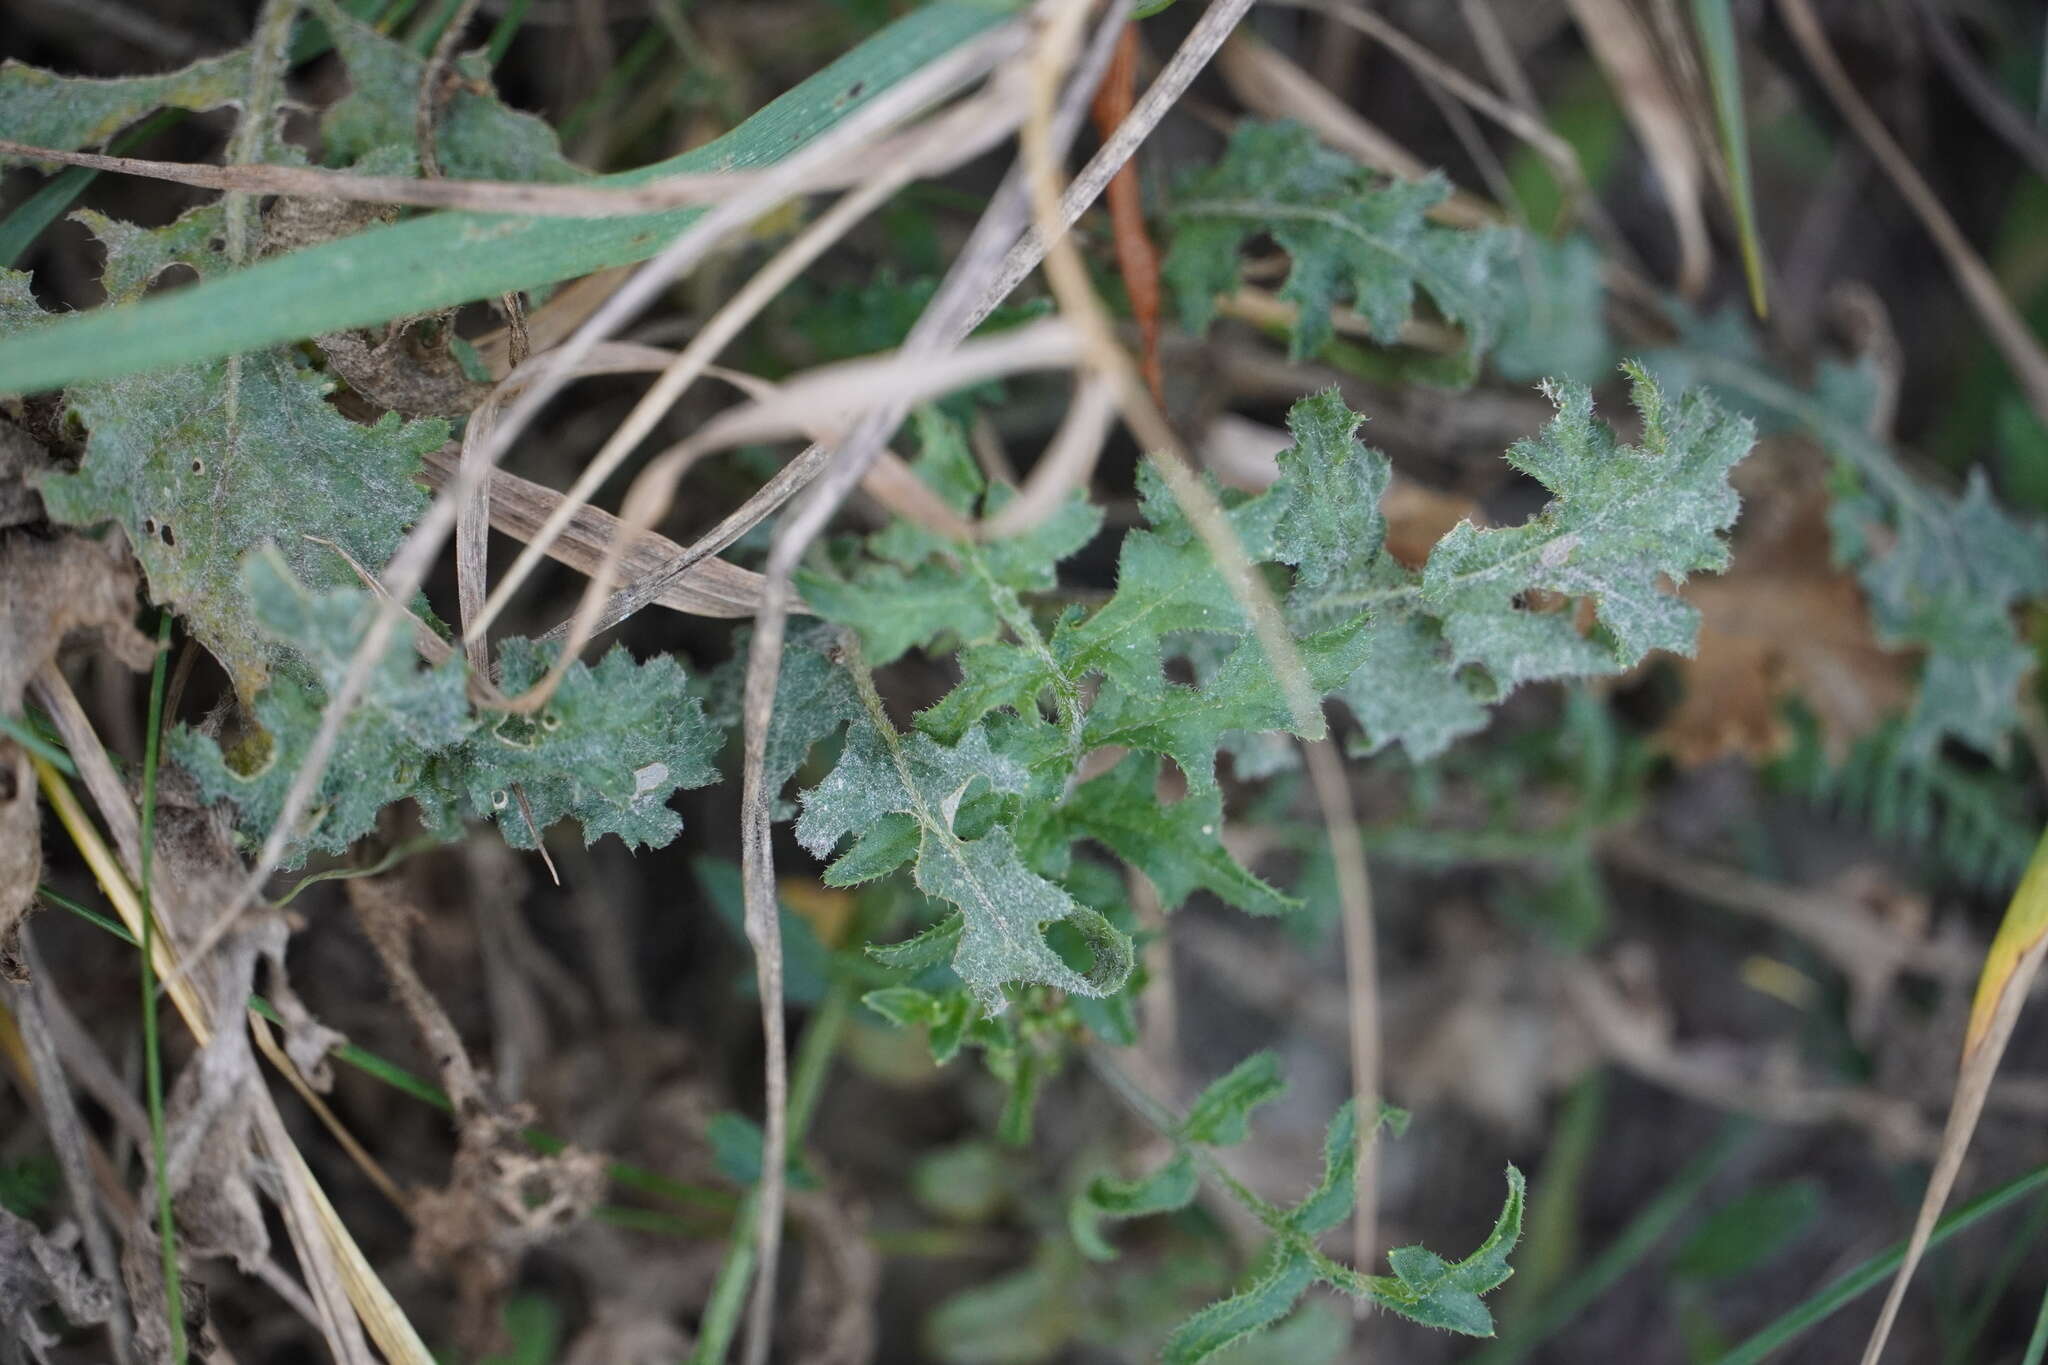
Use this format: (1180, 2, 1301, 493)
(2, 1210, 116, 1363)
(0, 431, 157, 966)
(1656, 465, 1910, 765)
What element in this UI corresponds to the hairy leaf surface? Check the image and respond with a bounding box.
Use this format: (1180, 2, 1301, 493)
(1166, 120, 1511, 366)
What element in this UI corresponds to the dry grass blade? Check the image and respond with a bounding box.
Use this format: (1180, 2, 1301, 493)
(1859, 829, 2048, 1363)
(0, 118, 1012, 220)
(462, 154, 974, 652)
(1278, 0, 1589, 202)
(28, 749, 431, 1365)
(1214, 33, 1501, 229)
(165, 23, 1030, 986)
(491, 317, 1080, 716)
(1303, 737, 1382, 1288)
(1564, 0, 1711, 297)
(1775, 0, 2048, 431)
(417, 447, 765, 618)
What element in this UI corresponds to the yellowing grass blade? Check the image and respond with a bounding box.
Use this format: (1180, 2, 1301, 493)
(32, 756, 435, 1365)
(1861, 825, 2048, 1364)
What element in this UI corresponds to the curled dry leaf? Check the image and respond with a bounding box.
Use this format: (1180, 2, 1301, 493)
(1656, 466, 1911, 765)
(0, 420, 155, 967)
(1, 1210, 116, 1364)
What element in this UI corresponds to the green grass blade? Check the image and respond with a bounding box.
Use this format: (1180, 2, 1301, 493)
(2025, 1281, 2048, 1365)
(0, 711, 76, 776)
(0, 0, 407, 267)
(1472, 1118, 1751, 1364)
(0, 110, 184, 268)
(137, 612, 186, 1363)
(483, 0, 535, 64)
(1713, 1160, 2048, 1364)
(1691, 0, 1768, 316)
(0, 1, 1018, 394)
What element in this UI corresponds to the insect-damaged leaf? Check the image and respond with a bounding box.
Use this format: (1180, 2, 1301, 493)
(173, 554, 720, 862)
(0, 49, 250, 153)
(28, 207, 445, 702)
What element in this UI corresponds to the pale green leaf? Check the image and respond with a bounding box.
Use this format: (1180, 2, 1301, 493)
(1055, 754, 1293, 915)
(1079, 619, 1368, 791)
(1492, 234, 1614, 385)
(1166, 120, 1512, 366)
(427, 638, 722, 851)
(311, 0, 577, 181)
(797, 719, 1132, 1012)
(1179, 1051, 1286, 1147)
(0, 50, 250, 152)
(1283, 370, 1752, 757)
(32, 208, 445, 700)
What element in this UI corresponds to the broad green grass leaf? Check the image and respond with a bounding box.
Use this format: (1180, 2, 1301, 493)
(1672, 1180, 1821, 1282)
(1055, 754, 1294, 916)
(0, 1, 1022, 393)
(1166, 119, 1511, 368)
(0, 49, 250, 151)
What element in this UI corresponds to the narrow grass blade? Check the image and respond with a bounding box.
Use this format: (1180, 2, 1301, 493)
(1859, 826, 2048, 1363)
(136, 613, 185, 1363)
(2026, 1282, 2048, 1365)
(0, 712, 75, 776)
(0, 1, 1019, 394)
(1715, 1157, 2048, 1364)
(1691, 0, 1768, 316)
(1472, 1118, 1750, 1364)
